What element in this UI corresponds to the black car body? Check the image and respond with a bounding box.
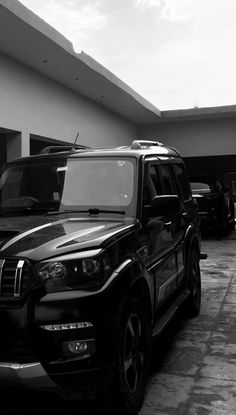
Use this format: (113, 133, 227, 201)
(0, 140, 204, 414)
(190, 175, 235, 234)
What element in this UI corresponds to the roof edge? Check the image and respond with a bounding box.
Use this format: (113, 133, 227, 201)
(78, 51, 161, 118)
(0, 0, 74, 53)
(1, 0, 161, 121)
(161, 104, 236, 121)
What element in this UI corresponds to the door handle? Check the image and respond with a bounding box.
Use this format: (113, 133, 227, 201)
(164, 221, 172, 228)
(181, 212, 188, 217)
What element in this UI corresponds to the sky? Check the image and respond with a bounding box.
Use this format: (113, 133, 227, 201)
(19, 0, 236, 110)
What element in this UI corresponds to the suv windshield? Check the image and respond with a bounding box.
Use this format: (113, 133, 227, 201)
(0, 157, 136, 216)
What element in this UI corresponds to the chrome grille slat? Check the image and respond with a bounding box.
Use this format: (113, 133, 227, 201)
(14, 260, 25, 297)
(0, 259, 29, 299)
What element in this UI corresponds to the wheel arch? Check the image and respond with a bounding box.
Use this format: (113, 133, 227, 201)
(184, 227, 201, 266)
(109, 259, 153, 356)
(127, 277, 153, 334)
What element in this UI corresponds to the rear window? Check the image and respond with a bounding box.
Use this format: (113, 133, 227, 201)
(190, 182, 211, 193)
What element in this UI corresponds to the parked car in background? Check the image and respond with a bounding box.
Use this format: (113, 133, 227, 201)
(0, 140, 205, 414)
(190, 175, 235, 234)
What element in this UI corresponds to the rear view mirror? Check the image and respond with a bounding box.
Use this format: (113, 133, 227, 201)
(151, 195, 181, 216)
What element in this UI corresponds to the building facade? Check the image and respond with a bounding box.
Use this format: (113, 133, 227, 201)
(0, 0, 160, 167)
(1, 0, 236, 199)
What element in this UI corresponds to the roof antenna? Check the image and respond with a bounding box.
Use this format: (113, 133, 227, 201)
(71, 130, 80, 152)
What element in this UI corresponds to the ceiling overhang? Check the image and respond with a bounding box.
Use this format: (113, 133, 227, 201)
(0, 0, 161, 124)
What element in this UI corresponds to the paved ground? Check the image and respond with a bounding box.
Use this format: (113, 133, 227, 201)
(1, 231, 236, 414)
(141, 230, 236, 415)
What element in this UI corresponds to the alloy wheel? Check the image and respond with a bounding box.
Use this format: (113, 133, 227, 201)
(123, 313, 145, 395)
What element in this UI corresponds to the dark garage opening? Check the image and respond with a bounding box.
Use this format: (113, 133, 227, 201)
(30, 134, 70, 155)
(184, 154, 236, 203)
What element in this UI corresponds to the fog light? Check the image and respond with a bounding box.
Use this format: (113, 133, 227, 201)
(62, 338, 96, 359)
(67, 341, 88, 354)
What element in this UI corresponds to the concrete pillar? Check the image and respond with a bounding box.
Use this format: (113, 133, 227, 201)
(6, 130, 30, 162)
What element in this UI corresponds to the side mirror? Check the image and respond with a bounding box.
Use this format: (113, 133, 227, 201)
(151, 195, 181, 216)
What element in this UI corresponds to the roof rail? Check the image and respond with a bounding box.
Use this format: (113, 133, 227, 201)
(169, 146, 181, 156)
(131, 140, 163, 150)
(39, 144, 90, 155)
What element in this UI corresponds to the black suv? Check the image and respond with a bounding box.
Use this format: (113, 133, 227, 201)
(190, 175, 235, 234)
(0, 140, 204, 414)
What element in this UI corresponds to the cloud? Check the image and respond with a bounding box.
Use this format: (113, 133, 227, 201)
(19, 0, 108, 49)
(160, 0, 195, 22)
(19, 0, 236, 110)
(134, 0, 164, 9)
(133, 0, 190, 22)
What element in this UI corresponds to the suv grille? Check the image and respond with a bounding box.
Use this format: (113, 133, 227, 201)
(0, 259, 31, 299)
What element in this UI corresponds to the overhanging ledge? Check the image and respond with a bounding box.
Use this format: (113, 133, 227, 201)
(0, 0, 161, 124)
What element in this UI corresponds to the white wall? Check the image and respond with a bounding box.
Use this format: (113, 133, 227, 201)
(142, 118, 236, 157)
(0, 51, 137, 158)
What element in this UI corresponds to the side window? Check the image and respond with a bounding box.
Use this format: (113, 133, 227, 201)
(158, 165, 176, 195)
(216, 180, 223, 192)
(150, 165, 162, 195)
(172, 164, 191, 201)
(143, 164, 162, 205)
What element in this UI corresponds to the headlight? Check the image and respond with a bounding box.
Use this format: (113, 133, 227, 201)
(35, 250, 112, 293)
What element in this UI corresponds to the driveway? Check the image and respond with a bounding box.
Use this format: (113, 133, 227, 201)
(0, 232, 236, 414)
(141, 231, 236, 415)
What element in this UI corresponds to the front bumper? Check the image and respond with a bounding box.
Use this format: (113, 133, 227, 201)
(0, 361, 58, 391)
(0, 288, 121, 398)
(0, 259, 131, 397)
(0, 360, 115, 398)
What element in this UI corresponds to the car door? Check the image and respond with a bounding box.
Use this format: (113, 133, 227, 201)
(142, 161, 179, 310)
(172, 162, 195, 286)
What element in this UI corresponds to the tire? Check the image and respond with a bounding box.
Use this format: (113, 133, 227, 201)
(219, 200, 235, 235)
(229, 220, 235, 231)
(184, 250, 201, 317)
(219, 222, 229, 237)
(109, 297, 150, 415)
(228, 203, 235, 231)
(218, 208, 229, 236)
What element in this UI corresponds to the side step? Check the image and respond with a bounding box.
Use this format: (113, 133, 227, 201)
(152, 290, 189, 338)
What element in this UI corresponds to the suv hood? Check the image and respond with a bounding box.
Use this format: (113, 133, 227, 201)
(0, 215, 137, 261)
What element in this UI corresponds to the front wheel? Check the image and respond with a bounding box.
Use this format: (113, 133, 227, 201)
(184, 250, 201, 317)
(112, 297, 150, 415)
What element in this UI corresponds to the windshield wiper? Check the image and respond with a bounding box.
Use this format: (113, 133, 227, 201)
(47, 208, 125, 216)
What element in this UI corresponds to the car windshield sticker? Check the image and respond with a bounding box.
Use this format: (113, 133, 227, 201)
(117, 161, 125, 167)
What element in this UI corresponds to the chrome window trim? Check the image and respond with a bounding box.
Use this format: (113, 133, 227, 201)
(0, 259, 5, 296)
